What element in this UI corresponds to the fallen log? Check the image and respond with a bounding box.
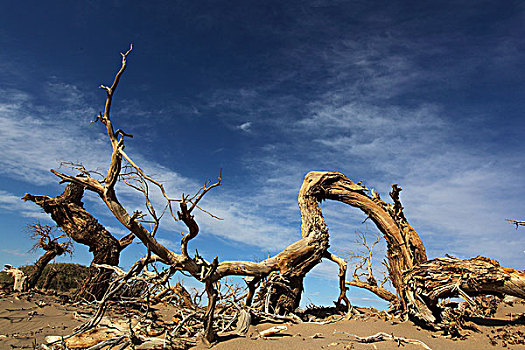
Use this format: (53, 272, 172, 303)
(403, 255, 525, 326)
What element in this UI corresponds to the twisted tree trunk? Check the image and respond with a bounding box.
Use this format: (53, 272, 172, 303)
(22, 183, 133, 300)
(323, 180, 427, 309)
(219, 172, 427, 314)
(26, 246, 65, 290)
(258, 172, 332, 314)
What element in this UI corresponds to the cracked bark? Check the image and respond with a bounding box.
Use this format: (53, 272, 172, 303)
(403, 255, 525, 326)
(22, 184, 130, 301)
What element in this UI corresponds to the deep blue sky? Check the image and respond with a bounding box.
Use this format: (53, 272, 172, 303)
(1, 1, 524, 308)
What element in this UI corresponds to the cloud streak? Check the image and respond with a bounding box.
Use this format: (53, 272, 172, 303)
(0, 82, 301, 256)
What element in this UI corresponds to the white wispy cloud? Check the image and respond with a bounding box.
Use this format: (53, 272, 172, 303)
(0, 190, 51, 221)
(200, 27, 525, 269)
(236, 121, 252, 132)
(1, 248, 31, 257)
(0, 87, 103, 185)
(0, 82, 301, 255)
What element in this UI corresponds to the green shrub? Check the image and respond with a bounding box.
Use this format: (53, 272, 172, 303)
(0, 263, 88, 292)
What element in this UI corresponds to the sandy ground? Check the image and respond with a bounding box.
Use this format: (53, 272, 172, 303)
(0, 293, 83, 349)
(1, 292, 523, 349)
(196, 304, 525, 350)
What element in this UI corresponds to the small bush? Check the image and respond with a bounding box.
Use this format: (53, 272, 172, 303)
(0, 263, 88, 292)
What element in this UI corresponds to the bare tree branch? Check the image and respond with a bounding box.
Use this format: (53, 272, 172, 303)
(506, 218, 525, 229)
(344, 231, 399, 305)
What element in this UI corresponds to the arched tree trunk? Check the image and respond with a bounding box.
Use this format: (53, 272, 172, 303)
(219, 172, 427, 314)
(322, 179, 427, 310)
(22, 183, 133, 301)
(249, 172, 428, 313)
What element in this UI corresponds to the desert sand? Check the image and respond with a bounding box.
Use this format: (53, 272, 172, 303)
(1, 291, 523, 349)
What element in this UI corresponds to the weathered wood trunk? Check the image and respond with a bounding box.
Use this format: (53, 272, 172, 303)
(269, 173, 332, 313)
(403, 256, 525, 325)
(323, 179, 427, 310)
(229, 172, 427, 314)
(252, 172, 332, 313)
(26, 248, 64, 290)
(22, 183, 127, 301)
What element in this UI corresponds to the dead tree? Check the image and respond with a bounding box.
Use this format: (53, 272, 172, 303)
(345, 232, 398, 306)
(22, 184, 134, 300)
(37, 48, 359, 342)
(333, 183, 525, 329)
(25, 223, 73, 290)
(34, 46, 525, 343)
(334, 181, 525, 325)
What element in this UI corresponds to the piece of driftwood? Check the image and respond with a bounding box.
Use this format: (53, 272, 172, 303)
(235, 309, 251, 336)
(333, 330, 432, 350)
(259, 325, 287, 337)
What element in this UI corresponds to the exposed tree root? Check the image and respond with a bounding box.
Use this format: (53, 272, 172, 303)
(403, 255, 525, 328)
